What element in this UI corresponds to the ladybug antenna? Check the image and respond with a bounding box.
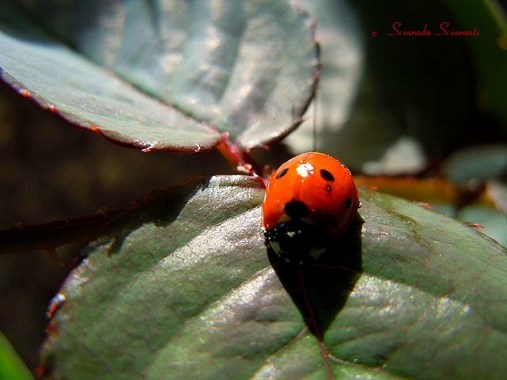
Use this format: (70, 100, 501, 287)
(312, 88, 319, 152)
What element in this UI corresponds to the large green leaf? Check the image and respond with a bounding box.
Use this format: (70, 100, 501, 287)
(41, 176, 507, 379)
(0, 1, 318, 151)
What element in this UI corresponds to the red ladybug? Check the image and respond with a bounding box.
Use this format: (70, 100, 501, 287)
(262, 152, 359, 259)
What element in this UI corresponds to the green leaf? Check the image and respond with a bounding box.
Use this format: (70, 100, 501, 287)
(0, 2, 222, 153)
(286, 0, 365, 154)
(41, 176, 507, 379)
(0, 1, 318, 151)
(458, 205, 507, 247)
(0, 333, 33, 380)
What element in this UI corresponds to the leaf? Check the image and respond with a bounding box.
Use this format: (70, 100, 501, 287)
(0, 1, 318, 151)
(0, 333, 33, 380)
(457, 205, 507, 247)
(41, 176, 507, 379)
(0, 2, 221, 153)
(285, 0, 365, 153)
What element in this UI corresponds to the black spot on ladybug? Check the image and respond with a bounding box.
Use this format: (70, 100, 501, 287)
(276, 167, 289, 179)
(345, 197, 352, 209)
(320, 169, 335, 182)
(284, 201, 310, 219)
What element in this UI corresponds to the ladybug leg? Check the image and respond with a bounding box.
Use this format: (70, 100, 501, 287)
(264, 220, 329, 264)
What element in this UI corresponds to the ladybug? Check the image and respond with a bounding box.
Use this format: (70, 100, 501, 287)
(262, 152, 359, 260)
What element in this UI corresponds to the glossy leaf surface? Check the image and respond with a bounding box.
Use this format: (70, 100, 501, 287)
(42, 176, 507, 379)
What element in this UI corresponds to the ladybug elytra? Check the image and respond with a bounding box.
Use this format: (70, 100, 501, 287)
(262, 152, 359, 260)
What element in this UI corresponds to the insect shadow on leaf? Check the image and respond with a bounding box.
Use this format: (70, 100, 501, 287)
(266, 216, 363, 337)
